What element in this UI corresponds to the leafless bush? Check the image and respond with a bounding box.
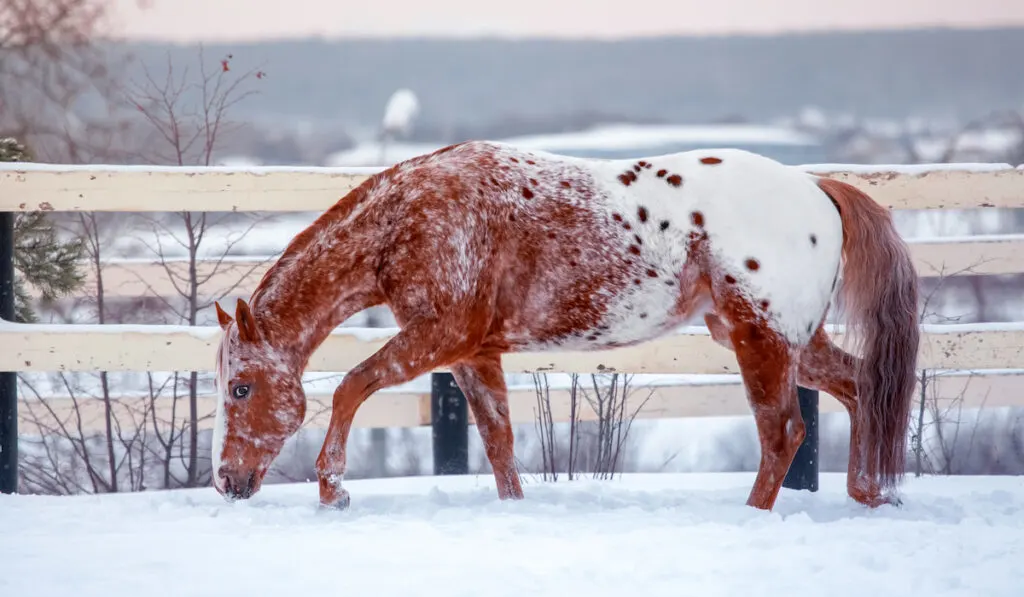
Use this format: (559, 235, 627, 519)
(532, 373, 582, 481)
(17, 372, 154, 495)
(532, 373, 651, 480)
(910, 260, 984, 477)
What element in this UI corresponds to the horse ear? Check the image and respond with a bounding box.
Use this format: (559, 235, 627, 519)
(235, 298, 260, 343)
(214, 301, 234, 330)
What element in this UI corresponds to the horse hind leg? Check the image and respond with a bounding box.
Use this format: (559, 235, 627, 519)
(721, 309, 806, 510)
(451, 352, 524, 500)
(797, 325, 899, 507)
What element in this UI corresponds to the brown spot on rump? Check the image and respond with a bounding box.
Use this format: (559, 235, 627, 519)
(561, 181, 572, 189)
(522, 187, 534, 199)
(666, 174, 683, 187)
(690, 211, 705, 227)
(633, 278, 642, 285)
(618, 173, 632, 186)
(760, 299, 770, 310)
(623, 222, 632, 231)
(633, 164, 642, 173)
(724, 274, 737, 284)
(612, 213, 623, 222)
(745, 258, 760, 271)
(700, 156, 723, 165)
(530, 178, 539, 186)
(586, 334, 599, 341)
(510, 157, 519, 163)
(646, 269, 658, 278)
(638, 160, 649, 168)
(637, 207, 649, 222)
(628, 245, 642, 255)
(526, 160, 536, 165)
(656, 169, 667, 177)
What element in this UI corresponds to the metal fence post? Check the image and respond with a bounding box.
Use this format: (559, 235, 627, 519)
(430, 371, 468, 476)
(783, 385, 819, 492)
(0, 211, 17, 494)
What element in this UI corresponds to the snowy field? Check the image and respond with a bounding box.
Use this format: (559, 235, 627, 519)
(2, 473, 1022, 597)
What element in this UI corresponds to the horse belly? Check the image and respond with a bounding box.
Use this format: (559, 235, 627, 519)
(506, 258, 688, 353)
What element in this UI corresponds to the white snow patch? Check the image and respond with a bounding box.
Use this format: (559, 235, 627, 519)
(381, 89, 420, 136)
(500, 123, 821, 151)
(323, 141, 444, 168)
(0, 473, 1021, 596)
(800, 162, 1016, 174)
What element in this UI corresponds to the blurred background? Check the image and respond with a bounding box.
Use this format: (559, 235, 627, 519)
(4, 0, 1024, 495)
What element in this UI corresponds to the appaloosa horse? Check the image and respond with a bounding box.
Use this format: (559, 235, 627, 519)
(211, 140, 919, 511)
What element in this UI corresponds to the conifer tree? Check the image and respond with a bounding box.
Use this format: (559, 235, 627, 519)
(0, 138, 86, 322)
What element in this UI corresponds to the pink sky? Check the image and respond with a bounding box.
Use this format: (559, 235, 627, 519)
(111, 0, 1024, 41)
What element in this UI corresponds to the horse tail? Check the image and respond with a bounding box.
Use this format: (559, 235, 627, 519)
(816, 177, 919, 491)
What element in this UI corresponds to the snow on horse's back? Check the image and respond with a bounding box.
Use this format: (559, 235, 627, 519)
(210, 140, 920, 514)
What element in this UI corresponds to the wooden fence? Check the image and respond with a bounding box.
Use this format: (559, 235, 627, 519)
(2, 160, 1024, 493)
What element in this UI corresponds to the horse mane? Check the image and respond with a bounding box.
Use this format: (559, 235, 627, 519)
(248, 173, 382, 315)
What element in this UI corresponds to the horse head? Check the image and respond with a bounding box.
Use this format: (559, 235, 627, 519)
(211, 298, 306, 501)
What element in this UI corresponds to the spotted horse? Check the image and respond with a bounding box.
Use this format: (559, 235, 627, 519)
(211, 140, 919, 511)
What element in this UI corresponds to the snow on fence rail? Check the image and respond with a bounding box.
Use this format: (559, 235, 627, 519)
(2, 162, 1024, 419)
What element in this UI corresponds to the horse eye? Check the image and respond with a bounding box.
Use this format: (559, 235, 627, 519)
(232, 384, 251, 400)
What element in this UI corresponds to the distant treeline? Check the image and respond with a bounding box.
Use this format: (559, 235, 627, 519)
(108, 27, 1024, 138)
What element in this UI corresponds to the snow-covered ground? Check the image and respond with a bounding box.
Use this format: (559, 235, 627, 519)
(2, 473, 1021, 597)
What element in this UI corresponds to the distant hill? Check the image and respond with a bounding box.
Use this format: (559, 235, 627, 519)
(108, 27, 1024, 136)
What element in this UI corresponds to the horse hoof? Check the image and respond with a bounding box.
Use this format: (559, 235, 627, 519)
(318, 488, 351, 511)
(852, 490, 902, 509)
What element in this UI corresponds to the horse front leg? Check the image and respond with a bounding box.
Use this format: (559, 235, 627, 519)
(315, 318, 476, 509)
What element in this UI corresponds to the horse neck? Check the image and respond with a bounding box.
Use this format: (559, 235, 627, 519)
(248, 177, 383, 368)
(249, 229, 367, 368)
